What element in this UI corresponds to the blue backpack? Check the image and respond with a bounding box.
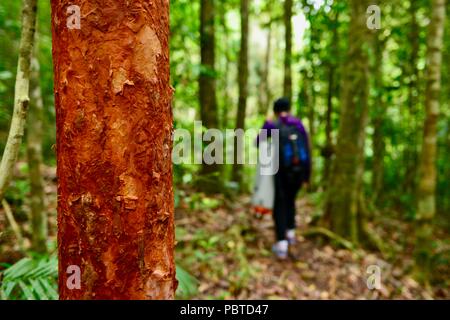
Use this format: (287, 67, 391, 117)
(276, 120, 309, 175)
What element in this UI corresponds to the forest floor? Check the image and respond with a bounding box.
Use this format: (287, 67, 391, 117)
(175, 189, 449, 300)
(0, 164, 449, 299)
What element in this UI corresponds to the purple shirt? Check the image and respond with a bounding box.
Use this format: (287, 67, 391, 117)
(257, 114, 311, 181)
(260, 114, 308, 137)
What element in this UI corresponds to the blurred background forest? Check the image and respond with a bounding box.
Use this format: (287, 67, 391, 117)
(0, 0, 449, 299)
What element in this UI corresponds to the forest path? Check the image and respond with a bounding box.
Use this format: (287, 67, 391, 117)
(175, 192, 435, 299)
(0, 165, 438, 299)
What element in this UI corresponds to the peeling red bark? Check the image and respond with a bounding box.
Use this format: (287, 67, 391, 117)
(51, 0, 176, 300)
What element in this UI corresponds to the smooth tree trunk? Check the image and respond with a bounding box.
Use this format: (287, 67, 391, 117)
(323, 66, 335, 184)
(299, 67, 315, 192)
(403, 0, 421, 192)
(258, 21, 272, 117)
(0, 0, 37, 200)
(298, 68, 311, 119)
(302, 5, 319, 190)
(283, 0, 293, 104)
(303, 4, 318, 149)
(446, 118, 450, 211)
(371, 33, 386, 203)
(219, 4, 231, 129)
(27, 44, 47, 254)
(415, 0, 446, 280)
(323, 11, 339, 185)
(199, 0, 221, 189)
(232, 0, 250, 185)
(51, 0, 176, 299)
(323, 0, 370, 244)
(306, 26, 316, 150)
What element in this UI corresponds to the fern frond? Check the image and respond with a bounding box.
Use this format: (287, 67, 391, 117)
(0, 255, 58, 300)
(176, 264, 198, 299)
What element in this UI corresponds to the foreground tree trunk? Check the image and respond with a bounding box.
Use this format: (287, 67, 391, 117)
(283, 0, 293, 104)
(232, 0, 250, 185)
(0, 0, 37, 200)
(199, 0, 221, 189)
(323, 0, 370, 244)
(415, 0, 446, 280)
(51, 0, 176, 299)
(27, 40, 47, 254)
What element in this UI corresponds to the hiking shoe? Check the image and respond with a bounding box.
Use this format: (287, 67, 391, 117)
(272, 240, 289, 260)
(286, 229, 297, 246)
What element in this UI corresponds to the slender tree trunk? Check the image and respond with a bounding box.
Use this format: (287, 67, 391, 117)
(232, 0, 250, 185)
(446, 118, 450, 212)
(306, 67, 315, 191)
(2, 199, 25, 252)
(307, 22, 316, 145)
(303, 8, 319, 191)
(51, 0, 176, 300)
(404, 0, 421, 192)
(415, 0, 446, 281)
(258, 22, 272, 117)
(283, 0, 293, 104)
(299, 67, 315, 192)
(323, 68, 334, 184)
(371, 34, 386, 203)
(323, 0, 370, 244)
(298, 69, 311, 119)
(323, 11, 339, 185)
(27, 37, 47, 254)
(199, 0, 221, 188)
(445, 117, 450, 212)
(304, 6, 318, 148)
(0, 0, 37, 200)
(219, 5, 231, 129)
(200, 0, 217, 123)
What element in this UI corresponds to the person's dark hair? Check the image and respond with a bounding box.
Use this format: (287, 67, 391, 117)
(273, 97, 291, 114)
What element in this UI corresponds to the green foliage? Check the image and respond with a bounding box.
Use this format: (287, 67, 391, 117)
(0, 255, 58, 300)
(176, 264, 199, 299)
(5, 179, 30, 209)
(184, 193, 221, 211)
(0, 254, 199, 300)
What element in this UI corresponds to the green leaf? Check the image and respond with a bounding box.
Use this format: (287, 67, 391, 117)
(176, 265, 198, 299)
(17, 281, 35, 300)
(38, 278, 58, 300)
(29, 279, 49, 300)
(4, 258, 34, 280)
(1, 255, 58, 300)
(2, 281, 16, 298)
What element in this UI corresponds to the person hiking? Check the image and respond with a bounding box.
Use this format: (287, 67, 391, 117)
(258, 97, 311, 260)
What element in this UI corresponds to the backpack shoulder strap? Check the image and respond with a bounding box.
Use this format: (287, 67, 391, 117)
(274, 118, 282, 129)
